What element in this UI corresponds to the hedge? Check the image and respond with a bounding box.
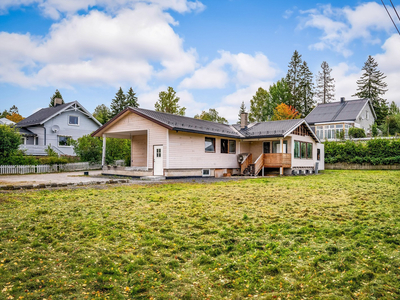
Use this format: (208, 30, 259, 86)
(325, 138, 400, 165)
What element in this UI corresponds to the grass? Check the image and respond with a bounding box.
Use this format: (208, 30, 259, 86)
(0, 170, 399, 299)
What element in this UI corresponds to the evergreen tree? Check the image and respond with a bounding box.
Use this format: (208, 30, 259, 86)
(0, 110, 10, 119)
(9, 105, 19, 114)
(110, 87, 127, 118)
(388, 101, 400, 115)
(237, 101, 247, 124)
(315, 61, 335, 104)
(249, 87, 274, 122)
(299, 61, 315, 116)
(353, 55, 389, 125)
(269, 78, 291, 106)
(194, 109, 228, 124)
(49, 89, 64, 107)
(93, 104, 111, 125)
(285, 50, 303, 110)
(126, 87, 139, 108)
(155, 87, 186, 115)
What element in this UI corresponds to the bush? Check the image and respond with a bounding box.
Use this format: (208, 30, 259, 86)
(38, 157, 68, 165)
(0, 124, 21, 164)
(348, 127, 366, 138)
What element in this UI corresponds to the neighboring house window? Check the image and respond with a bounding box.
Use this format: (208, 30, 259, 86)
(205, 137, 215, 153)
(366, 111, 369, 120)
(295, 141, 313, 159)
(221, 139, 236, 154)
(68, 115, 79, 126)
(21, 137, 26, 145)
(272, 140, 287, 153)
(58, 135, 72, 147)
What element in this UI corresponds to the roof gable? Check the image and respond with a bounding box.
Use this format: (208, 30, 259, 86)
(16, 101, 101, 127)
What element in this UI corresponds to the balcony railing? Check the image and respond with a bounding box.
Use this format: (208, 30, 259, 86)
(263, 153, 291, 168)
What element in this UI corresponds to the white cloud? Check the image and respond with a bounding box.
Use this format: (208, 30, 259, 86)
(179, 51, 277, 89)
(300, 2, 400, 57)
(0, 0, 205, 19)
(0, 4, 197, 88)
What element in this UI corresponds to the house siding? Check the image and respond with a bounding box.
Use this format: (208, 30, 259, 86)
(356, 104, 374, 134)
(43, 110, 99, 156)
(290, 134, 318, 168)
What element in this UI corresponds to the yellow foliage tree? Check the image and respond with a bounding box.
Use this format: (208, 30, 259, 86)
(6, 113, 25, 123)
(271, 103, 300, 121)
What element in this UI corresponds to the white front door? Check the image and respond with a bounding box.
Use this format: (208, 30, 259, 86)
(153, 145, 163, 176)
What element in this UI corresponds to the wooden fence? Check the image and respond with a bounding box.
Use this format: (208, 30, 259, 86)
(0, 162, 102, 175)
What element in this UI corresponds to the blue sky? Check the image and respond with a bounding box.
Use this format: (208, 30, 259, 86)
(1, 0, 399, 123)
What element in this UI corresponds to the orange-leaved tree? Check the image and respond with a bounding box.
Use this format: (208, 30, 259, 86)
(6, 113, 25, 123)
(271, 103, 300, 121)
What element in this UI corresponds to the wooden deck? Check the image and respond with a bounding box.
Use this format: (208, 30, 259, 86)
(240, 153, 292, 175)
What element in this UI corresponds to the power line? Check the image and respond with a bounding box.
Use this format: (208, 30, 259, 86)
(389, 0, 400, 22)
(381, 0, 400, 35)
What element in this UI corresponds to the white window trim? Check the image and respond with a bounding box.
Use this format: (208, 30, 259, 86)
(202, 169, 211, 177)
(68, 115, 80, 126)
(58, 135, 73, 147)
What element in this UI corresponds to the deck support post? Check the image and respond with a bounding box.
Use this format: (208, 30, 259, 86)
(102, 134, 106, 168)
(262, 166, 264, 177)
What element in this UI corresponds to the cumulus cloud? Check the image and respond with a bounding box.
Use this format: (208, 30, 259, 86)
(300, 2, 400, 57)
(179, 51, 277, 89)
(0, 4, 198, 88)
(0, 0, 205, 19)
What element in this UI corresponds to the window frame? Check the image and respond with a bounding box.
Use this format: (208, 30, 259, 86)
(205, 137, 216, 153)
(68, 115, 80, 126)
(58, 135, 73, 147)
(220, 139, 236, 154)
(272, 140, 288, 153)
(294, 140, 313, 160)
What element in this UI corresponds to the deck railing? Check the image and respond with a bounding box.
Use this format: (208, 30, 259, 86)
(240, 153, 252, 174)
(254, 153, 264, 176)
(263, 153, 291, 168)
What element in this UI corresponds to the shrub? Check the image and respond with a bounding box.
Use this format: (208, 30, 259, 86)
(38, 157, 68, 165)
(0, 124, 21, 164)
(348, 127, 366, 138)
(45, 145, 59, 157)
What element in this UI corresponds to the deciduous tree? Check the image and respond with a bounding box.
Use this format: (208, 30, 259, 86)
(249, 87, 275, 122)
(271, 103, 300, 121)
(93, 104, 111, 125)
(388, 101, 400, 115)
(155, 87, 186, 115)
(353, 55, 389, 125)
(315, 61, 335, 104)
(194, 109, 228, 124)
(0, 124, 21, 164)
(6, 113, 24, 123)
(269, 78, 291, 106)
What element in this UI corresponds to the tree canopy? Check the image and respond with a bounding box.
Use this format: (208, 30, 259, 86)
(110, 87, 127, 119)
(353, 55, 388, 125)
(93, 104, 111, 125)
(194, 109, 228, 124)
(49, 89, 64, 107)
(249, 87, 275, 122)
(126, 87, 139, 108)
(155, 87, 186, 116)
(0, 124, 21, 164)
(6, 113, 24, 123)
(271, 103, 300, 121)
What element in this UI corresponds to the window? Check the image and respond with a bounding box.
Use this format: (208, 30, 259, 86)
(296, 141, 313, 159)
(307, 143, 312, 159)
(272, 140, 288, 153)
(68, 115, 79, 125)
(317, 149, 321, 161)
(58, 135, 72, 147)
(221, 139, 236, 154)
(156, 148, 161, 157)
(294, 141, 300, 158)
(366, 111, 369, 120)
(202, 169, 210, 177)
(263, 142, 271, 154)
(229, 140, 236, 154)
(205, 137, 215, 153)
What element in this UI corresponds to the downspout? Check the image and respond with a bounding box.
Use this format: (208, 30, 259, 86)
(43, 126, 46, 145)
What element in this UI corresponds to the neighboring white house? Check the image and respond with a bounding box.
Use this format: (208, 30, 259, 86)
(15, 100, 101, 156)
(92, 107, 324, 178)
(0, 118, 15, 125)
(306, 98, 376, 140)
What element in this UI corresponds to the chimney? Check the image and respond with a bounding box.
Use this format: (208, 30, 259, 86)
(240, 112, 248, 129)
(340, 97, 345, 103)
(54, 98, 63, 106)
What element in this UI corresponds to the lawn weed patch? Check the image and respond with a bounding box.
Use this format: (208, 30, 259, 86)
(0, 170, 399, 299)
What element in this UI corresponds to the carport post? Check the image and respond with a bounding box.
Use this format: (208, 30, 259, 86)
(102, 134, 106, 168)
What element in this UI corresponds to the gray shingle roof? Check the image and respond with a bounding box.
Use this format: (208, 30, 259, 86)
(16, 102, 73, 127)
(233, 119, 304, 138)
(305, 99, 371, 125)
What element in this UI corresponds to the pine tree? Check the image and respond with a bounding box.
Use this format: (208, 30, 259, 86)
(93, 104, 111, 125)
(299, 61, 315, 116)
(388, 101, 400, 115)
(285, 50, 303, 110)
(353, 55, 389, 125)
(237, 101, 247, 123)
(316, 61, 335, 104)
(9, 105, 19, 114)
(155, 87, 186, 116)
(110, 87, 127, 118)
(126, 87, 139, 108)
(49, 89, 64, 107)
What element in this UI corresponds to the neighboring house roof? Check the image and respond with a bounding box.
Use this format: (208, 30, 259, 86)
(305, 99, 376, 125)
(0, 118, 15, 125)
(18, 128, 36, 136)
(92, 107, 319, 142)
(15, 101, 101, 127)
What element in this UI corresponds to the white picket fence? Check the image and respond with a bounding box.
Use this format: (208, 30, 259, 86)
(0, 162, 102, 175)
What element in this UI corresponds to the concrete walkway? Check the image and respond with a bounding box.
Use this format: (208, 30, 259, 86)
(0, 170, 110, 185)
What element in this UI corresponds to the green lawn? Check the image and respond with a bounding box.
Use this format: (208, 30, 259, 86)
(1, 170, 399, 299)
